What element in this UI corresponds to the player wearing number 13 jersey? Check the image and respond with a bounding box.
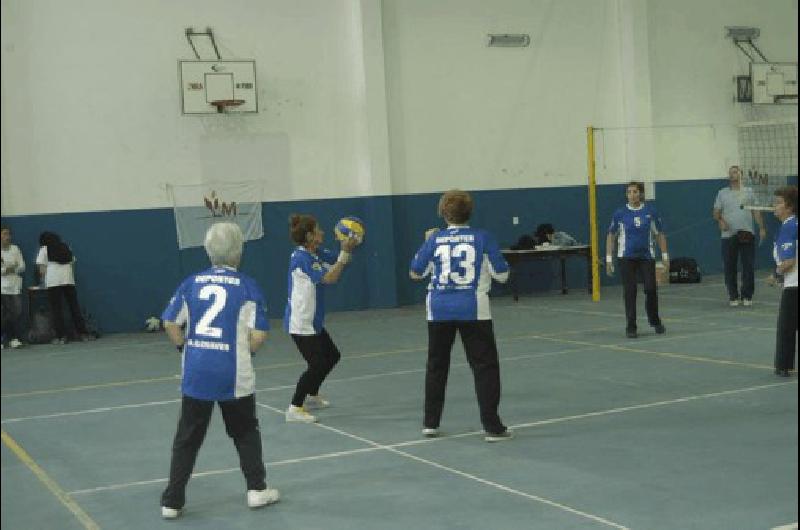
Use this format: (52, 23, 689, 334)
(410, 223, 509, 321)
(409, 190, 512, 442)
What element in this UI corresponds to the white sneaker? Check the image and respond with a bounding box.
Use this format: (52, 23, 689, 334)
(285, 405, 317, 423)
(729, 299, 740, 307)
(742, 299, 753, 307)
(161, 506, 182, 519)
(422, 428, 439, 438)
(9, 339, 23, 349)
(304, 395, 330, 410)
(247, 488, 280, 508)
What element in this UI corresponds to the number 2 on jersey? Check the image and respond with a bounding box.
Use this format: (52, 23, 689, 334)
(195, 285, 227, 338)
(434, 243, 476, 285)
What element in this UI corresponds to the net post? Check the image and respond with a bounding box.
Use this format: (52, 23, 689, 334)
(587, 125, 601, 302)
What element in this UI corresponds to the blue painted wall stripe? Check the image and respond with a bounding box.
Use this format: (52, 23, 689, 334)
(3, 178, 790, 333)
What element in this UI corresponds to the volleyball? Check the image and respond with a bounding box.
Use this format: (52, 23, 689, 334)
(334, 216, 365, 243)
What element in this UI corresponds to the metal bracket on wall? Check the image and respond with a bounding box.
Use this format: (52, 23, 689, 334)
(725, 26, 768, 63)
(185, 27, 221, 61)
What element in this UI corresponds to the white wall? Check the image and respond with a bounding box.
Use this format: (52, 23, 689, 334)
(0, 0, 391, 215)
(2, 0, 797, 216)
(382, 0, 644, 193)
(381, 0, 798, 192)
(644, 0, 798, 182)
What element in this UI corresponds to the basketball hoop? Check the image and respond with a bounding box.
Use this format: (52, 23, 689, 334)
(210, 99, 245, 113)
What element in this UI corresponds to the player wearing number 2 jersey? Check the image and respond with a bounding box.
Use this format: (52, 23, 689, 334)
(410, 190, 513, 442)
(159, 223, 279, 519)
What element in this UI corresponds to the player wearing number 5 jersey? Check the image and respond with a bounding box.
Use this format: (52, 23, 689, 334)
(159, 223, 279, 519)
(606, 181, 668, 339)
(410, 189, 513, 442)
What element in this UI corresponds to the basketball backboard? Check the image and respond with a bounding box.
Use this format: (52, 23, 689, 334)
(179, 60, 258, 114)
(750, 63, 798, 104)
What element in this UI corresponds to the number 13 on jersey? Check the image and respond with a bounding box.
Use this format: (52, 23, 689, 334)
(434, 243, 476, 285)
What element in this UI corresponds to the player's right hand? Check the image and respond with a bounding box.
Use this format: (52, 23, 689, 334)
(341, 236, 358, 253)
(606, 261, 615, 276)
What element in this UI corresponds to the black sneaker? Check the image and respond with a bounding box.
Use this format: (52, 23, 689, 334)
(626, 329, 638, 339)
(775, 368, 790, 377)
(485, 429, 514, 443)
(653, 324, 666, 334)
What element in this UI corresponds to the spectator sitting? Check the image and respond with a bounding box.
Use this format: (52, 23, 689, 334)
(533, 223, 579, 248)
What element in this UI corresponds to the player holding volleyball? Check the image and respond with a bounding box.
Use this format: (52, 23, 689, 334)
(409, 189, 513, 442)
(284, 214, 361, 423)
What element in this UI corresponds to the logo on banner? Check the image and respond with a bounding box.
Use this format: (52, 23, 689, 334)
(203, 190, 239, 217)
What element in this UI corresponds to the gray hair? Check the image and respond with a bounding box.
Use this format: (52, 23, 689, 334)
(204, 222, 244, 266)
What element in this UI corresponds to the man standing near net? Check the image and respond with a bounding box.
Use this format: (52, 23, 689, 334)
(713, 165, 767, 307)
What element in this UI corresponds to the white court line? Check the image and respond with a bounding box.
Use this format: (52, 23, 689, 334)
(0, 299, 742, 399)
(659, 292, 779, 307)
(2, 324, 771, 423)
(67, 381, 794, 529)
(772, 523, 798, 530)
(256, 402, 629, 530)
(1, 346, 592, 424)
(0, 326, 594, 399)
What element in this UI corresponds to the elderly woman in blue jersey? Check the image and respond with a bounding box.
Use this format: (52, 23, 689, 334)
(284, 214, 360, 423)
(409, 189, 513, 442)
(606, 181, 669, 339)
(771, 186, 797, 377)
(159, 223, 279, 519)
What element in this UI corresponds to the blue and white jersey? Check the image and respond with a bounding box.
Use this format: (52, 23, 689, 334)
(409, 226, 509, 321)
(284, 246, 337, 335)
(162, 266, 269, 401)
(608, 203, 664, 259)
(774, 215, 798, 288)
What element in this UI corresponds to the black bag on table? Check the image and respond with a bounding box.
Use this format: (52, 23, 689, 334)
(669, 257, 702, 283)
(510, 234, 536, 250)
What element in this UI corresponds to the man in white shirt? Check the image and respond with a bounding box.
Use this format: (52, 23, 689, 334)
(1, 226, 26, 348)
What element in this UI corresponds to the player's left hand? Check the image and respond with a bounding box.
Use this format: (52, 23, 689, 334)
(758, 228, 767, 245)
(662, 258, 669, 272)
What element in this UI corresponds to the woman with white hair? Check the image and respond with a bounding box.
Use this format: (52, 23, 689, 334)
(159, 222, 279, 519)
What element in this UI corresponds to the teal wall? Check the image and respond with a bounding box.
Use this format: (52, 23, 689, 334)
(2, 178, 787, 333)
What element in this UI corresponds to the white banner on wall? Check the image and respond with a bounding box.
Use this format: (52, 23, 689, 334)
(167, 181, 264, 250)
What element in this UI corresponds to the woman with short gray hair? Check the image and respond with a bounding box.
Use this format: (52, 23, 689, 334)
(159, 222, 279, 519)
(204, 221, 245, 267)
